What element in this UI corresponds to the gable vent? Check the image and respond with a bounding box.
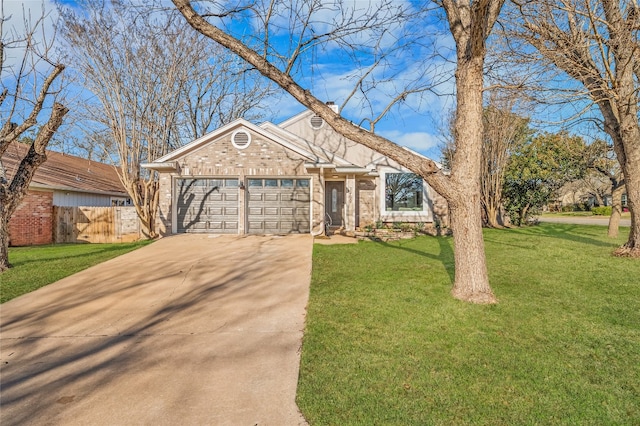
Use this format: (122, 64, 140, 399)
(310, 115, 324, 129)
(231, 130, 251, 149)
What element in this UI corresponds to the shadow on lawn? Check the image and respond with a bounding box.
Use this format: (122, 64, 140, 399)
(508, 223, 624, 249)
(374, 236, 455, 284)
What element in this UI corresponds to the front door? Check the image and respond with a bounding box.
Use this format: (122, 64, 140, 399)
(325, 181, 344, 227)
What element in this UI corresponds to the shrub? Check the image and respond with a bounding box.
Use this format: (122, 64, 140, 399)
(591, 206, 612, 216)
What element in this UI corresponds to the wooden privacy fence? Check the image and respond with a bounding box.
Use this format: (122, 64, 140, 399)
(53, 206, 143, 243)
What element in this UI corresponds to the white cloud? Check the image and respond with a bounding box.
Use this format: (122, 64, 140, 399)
(378, 129, 441, 155)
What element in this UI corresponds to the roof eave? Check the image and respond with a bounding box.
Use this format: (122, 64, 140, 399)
(141, 161, 179, 172)
(29, 182, 129, 197)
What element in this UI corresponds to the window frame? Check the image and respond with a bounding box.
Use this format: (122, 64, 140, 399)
(379, 168, 430, 219)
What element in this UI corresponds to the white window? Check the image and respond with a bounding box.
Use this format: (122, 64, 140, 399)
(384, 173, 423, 211)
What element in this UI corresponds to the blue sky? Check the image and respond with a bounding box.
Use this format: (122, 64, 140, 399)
(8, 0, 604, 162)
(3, 0, 460, 161)
(199, 0, 458, 159)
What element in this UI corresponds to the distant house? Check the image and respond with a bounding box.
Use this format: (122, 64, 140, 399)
(2, 143, 131, 246)
(143, 105, 448, 236)
(553, 177, 628, 211)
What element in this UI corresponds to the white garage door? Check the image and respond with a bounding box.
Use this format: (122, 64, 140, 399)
(175, 178, 239, 233)
(246, 178, 311, 234)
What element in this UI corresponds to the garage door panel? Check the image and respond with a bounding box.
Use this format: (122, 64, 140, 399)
(208, 221, 223, 230)
(177, 178, 239, 234)
(246, 178, 310, 234)
(189, 222, 208, 231)
(248, 221, 264, 231)
(264, 221, 279, 230)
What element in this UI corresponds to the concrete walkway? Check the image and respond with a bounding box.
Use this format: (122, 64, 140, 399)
(1, 234, 311, 426)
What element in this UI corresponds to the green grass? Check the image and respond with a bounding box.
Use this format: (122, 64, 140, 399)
(1, 241, 152, 303)
(298, 223, 640, 425)
(542, 211, 631, 218)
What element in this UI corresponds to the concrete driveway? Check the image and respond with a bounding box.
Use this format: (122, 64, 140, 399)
(0, 234, 312, 426)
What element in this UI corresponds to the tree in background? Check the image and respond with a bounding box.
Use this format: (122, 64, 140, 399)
(440, 95, 531, 227)
(59, 0, 273, 238)
(508, 0, 640, 256)
(585, 139, 626, 237)
(173, 0, 504, 304)
(1, 6, 68, 270)
(503, 132, 588, 225)
(480, 95, 530, 227)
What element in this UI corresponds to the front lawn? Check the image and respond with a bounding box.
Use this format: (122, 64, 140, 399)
(298, 223, 640, 425)
(542, 211, 632, 218)
(1, 241, 152, 303)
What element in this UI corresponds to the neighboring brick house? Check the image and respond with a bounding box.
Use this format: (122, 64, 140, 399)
(143, 106, 448, 236)
(2, 143, 131, 246)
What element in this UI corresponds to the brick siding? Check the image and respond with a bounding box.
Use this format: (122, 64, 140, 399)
(156, 131, 323, 235)
(9, 190, 53, 246)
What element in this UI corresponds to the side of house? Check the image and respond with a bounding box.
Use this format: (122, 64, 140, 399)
(2, 143, 132, 246)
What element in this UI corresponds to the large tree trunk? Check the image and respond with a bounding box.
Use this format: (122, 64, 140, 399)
(1, 102, 68, 271)
(450, 195, 494, 303)
(447, 45, 496, 304)
(608, 183, 624, 238)
(616, 156, 640, 256)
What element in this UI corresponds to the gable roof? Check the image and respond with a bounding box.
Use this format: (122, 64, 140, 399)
(2, 143, 127, 195)
(277, 108, 441, 167)
(259, 121, 354, 167)
(276, 109, 315, 129)
(147, 118, 323, 166)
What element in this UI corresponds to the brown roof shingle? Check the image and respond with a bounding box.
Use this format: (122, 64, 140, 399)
(2, 143, 127, 195)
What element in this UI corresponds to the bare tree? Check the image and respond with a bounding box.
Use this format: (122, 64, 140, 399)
(59, 1, 272, 238)
(173, 0, 504, 304)
(509, 0, 640, 256)
(443, 94, 531, 227)
(182, 44, 275, 140)
(480, 95, 530, 227)
(0, 3, 68, 270)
